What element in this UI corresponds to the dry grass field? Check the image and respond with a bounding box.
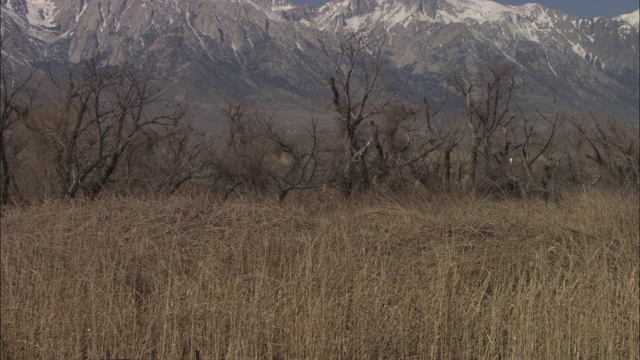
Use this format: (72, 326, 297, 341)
(1, 189, 638, 359)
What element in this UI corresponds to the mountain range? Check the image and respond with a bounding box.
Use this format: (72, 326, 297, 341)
(1, 0, 639, 123)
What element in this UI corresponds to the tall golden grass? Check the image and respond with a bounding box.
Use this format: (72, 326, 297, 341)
(1, 189, 638, 359)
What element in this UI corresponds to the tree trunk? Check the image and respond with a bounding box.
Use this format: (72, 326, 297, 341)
(89, 151, 122, 198)
(342, 124, 358, 196)
(443, 147, 452, 186)
(469, 138, 480, 184)
(0, 142, 10, 205)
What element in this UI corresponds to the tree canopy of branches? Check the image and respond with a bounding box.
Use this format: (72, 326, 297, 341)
(570, 113, 639, 189)
(454, 63, 517, 184)
(215, 98, 320, 201)
(317, 32, 392, 196)
(2, 38, 634, 204)
(1, 37, 38, 204)
(25, 58, 189, 199)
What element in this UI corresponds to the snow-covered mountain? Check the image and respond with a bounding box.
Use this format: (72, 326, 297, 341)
(1, 0, 639, 121)
(615, 9, 639, 29)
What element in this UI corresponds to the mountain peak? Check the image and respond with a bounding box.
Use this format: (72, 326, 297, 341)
(252, 0, 293, 10)
(436, 0, 543, 24)
(440, 0, 512, 12)
(615, 9, 639, 29)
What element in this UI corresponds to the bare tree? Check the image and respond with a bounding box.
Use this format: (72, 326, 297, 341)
(496, 95, 561, 197)
(317, 32, 393, 196)
(150, 125, 216, 194)
(454, 63, 517, 185)
(25, 57, 189, 199)
(0, 37, 38, 204)
(366, 98, 457, 190)
(422, 85, 464, 188)
(218, 97, 246, 150)
(214, 98, 321, 201)
(368, 103, 420, 187)
(571, 113, 639, 188)
(267, 119, 320, 202)
(213, 99, 272, 198)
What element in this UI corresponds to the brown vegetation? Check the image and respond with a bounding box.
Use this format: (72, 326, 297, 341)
(1, 189, 638, 359)
(2, 39, 639, 203)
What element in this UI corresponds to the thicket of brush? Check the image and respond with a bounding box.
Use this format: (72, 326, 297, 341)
(1, 189, 638, 359)
(3, 41, 639, 205)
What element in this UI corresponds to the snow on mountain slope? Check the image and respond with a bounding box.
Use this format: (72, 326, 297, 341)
(436, 0, 533, 24)
(615, 9, 639, 29)
(25, 0, 58, 27)
(341, 0, 429, 31)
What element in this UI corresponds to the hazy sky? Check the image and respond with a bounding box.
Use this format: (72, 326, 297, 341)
(289, 0, 639, 19)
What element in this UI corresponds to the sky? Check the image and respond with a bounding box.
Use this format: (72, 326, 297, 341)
(290, 0, 640, 19)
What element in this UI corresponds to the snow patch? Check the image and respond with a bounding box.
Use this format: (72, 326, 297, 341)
(435, 0, 544, 25)
(614, 9, 639, 29)
(242, 0, 284, 22)
(272, 4, 295, 12)
(543, 51, 557, 77)
(314, 1, 351, 30)
(346, 16, 367, 31)
(384, 4, 413, 28)
(26, 0, 58, 28)
(325, 0, 428, 32)
(75, 1, 89, 22)
(390, 0, 549, 29)
(570, 42, 586, 58)
(546, 59, 557, 76)
(441, 0, 514, 23)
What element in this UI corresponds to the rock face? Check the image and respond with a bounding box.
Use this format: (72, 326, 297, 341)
(2, 0, 639, 121)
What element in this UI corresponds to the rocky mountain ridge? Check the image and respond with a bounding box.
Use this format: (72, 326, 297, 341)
(1, 0, 639, 122)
